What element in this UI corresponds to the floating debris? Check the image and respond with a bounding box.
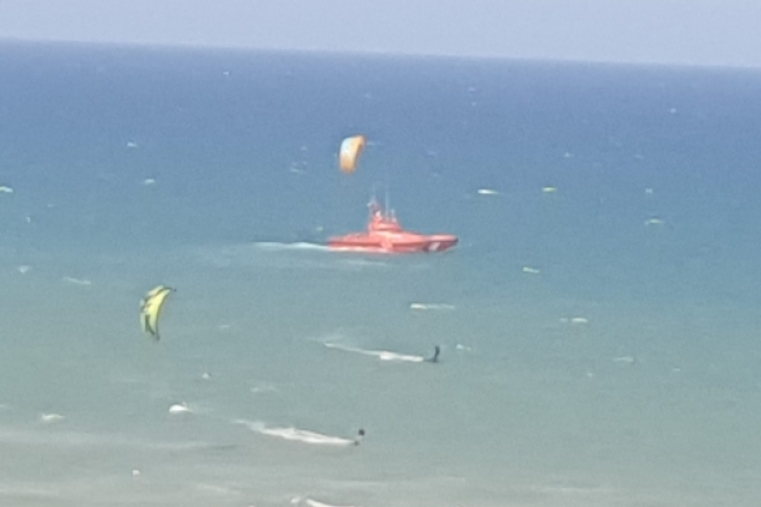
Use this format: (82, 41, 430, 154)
(522, 266, 541, 274)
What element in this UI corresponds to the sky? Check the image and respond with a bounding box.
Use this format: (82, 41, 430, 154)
(0, 0, 759, 68)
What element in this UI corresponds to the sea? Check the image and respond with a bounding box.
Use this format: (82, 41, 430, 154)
(1, 40, 760, 507)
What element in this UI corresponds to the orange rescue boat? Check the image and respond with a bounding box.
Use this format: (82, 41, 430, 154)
(328, 199, 458, 254)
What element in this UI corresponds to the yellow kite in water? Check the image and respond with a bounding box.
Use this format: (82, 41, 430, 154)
(139, 285, 175, 340)
(339, 135, 366, 174)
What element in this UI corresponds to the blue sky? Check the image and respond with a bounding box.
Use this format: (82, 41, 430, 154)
(0, 0, 759, 67)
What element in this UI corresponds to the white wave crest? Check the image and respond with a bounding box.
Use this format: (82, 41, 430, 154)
(409, 302, 456, 311)
(168, 402, 193, 414)
(38, 413, 65, 424)
(62, 276, 93, 286)
(291, 497, 360, 507)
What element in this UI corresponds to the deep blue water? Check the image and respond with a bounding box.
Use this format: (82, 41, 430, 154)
(1, 41, 761, 506)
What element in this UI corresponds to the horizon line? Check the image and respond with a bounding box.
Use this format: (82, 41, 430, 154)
(2, 36, 760, 72)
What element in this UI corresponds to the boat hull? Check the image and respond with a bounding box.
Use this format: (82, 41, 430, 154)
(328, 233, 458, 254)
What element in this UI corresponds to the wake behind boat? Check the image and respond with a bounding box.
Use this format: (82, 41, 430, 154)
(324, 342, 441, 363)
(328, 198, 457, 254)
(234, 420, 364, 446)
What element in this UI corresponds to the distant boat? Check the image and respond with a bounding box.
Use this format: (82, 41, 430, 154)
(328, 198, 457, 254)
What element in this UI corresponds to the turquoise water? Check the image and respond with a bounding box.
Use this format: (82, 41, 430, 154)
(1, 41, 761, 506)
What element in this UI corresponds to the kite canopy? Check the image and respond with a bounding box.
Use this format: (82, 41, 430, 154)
(139, 285, 175, 340)
(339, 135, 366, 173)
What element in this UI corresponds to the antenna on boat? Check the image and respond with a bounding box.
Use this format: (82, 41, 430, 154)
(368, 183, 379, 212)
(385, 184, 399, 222)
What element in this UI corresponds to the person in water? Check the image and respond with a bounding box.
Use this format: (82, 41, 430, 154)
(353, 428, 366, 446)
(426, 345, 441, 363)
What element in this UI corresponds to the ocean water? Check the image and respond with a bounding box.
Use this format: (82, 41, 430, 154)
(1, 40, 761, 506)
